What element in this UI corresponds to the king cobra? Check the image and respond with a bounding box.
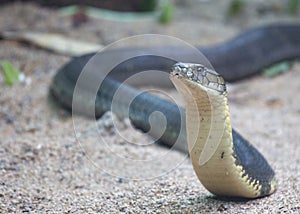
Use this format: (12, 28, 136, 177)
(50, 24, 300, 198)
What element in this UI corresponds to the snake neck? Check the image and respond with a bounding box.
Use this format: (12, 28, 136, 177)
(172, 76, 267, 198)
(170, 76, 230, 154)
(176, 80, 232, 165)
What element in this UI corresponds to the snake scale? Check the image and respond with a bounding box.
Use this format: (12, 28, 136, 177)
(50, 24, 300, 198)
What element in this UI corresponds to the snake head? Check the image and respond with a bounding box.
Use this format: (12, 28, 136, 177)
(171, 62, 227, 94)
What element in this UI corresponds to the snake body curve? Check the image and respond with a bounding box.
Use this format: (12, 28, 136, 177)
(50, 24, 300, 198)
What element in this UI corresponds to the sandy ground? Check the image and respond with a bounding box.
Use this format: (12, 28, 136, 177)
(0, 1, 299, 213)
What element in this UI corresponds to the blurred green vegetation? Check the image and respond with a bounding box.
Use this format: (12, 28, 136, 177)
(227, 0, 244, 17)
(288, 0, 300, 14)
(142, 0, 157, 12)
(159, 1, 174, 24)
(263, 62, 290, 77)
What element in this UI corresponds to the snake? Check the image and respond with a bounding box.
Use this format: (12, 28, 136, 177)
(50, 24, 300, 198)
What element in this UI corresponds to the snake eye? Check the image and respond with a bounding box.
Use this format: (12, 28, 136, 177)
(186, 68, 194, 79)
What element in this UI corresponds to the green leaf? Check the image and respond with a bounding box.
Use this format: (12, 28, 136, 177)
(1, 60, 20, 86)
(263, 62, 290, 77)
(159, 1, 174, 24)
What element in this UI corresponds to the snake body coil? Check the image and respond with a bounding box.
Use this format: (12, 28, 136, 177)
(50, 24, 300, 198)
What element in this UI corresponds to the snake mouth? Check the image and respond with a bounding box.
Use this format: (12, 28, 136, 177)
(171, 62, 226, 94)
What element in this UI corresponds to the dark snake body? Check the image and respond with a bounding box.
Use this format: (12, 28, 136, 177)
(50, 24, 300, 197)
